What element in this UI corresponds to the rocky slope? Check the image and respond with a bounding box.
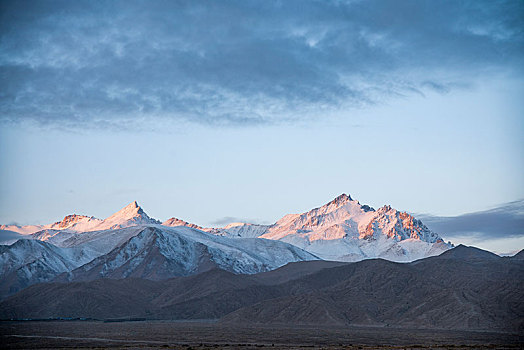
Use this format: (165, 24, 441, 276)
(0, 195, 454, 299)
(2, 195, 451, 262)
(0, 202, 318, 298)
(0, 239, 94, 298)
(57, 225, 318, 282)
(207, 194, 451, 261)
(1, 246, 521, 332)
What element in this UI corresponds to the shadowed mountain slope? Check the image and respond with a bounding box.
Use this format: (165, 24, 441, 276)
(512, 249, 524, 260)
(0, 245, 522, 332)
(223, 248, 523, 331)
(57, 226, 318, 282)
(430, 243, 501, 261)
(0, 224, 318, 299)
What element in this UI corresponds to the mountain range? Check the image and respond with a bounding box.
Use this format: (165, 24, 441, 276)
(0, 194, 522, 332)
(203, 194, 450, 261)
(0, 194, 453, 299)
(1, 245, 522, 332)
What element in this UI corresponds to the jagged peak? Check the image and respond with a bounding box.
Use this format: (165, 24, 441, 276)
(329, 193, 353, 205)
(316, 193, 378, 215)
(361, 204, 375, 212)
(375, 206, 424, 224)
(163, 217, 187, 225)
(312, 193, 354, 212)
(376, 205, 417, 219)
(102, 201, 160, 227)
(61, 214, 90, 220)
(123, 200, 140, 211)
(54, 214, 92, 229)
(379, 204, 393, 212)
(163, 217, 202, 230)
(112, 201, 144, 217)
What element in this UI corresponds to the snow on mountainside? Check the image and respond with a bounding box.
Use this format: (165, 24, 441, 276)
(0, 202, 319, 298)
(51, 214, 102, 231)
(94, 201, 160, 230)
(0, 224, 48, 235)
(0, 239, 96, 298)
(31, 226, 148, 259)
(2, 195, 450, 262)
(0, 194, 452, 297)
(209, 222, 270, 238)
(0, 215, 102, 235)
(163, 217, 204, 230)
(272, 194, 451, 261)
(60, 226, 318, 282)
(199, 194, 451, 262)
(0, 201, 159, 235)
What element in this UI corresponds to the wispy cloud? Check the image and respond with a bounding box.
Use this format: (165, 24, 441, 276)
(0, 229, 23, 244)
(418, 200, 524, 241)
(210, 216, 269, 227)
(1, 0, 522, 128)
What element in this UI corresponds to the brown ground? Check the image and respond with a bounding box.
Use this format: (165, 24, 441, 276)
(0, 320, 521, 349)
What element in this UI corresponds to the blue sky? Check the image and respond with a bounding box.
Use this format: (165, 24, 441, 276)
(0, 0, 523, 253)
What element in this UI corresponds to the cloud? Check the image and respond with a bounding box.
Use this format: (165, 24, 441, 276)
(1, 0, 523, 128)
(210, 216, 268, 227)
(0, 229, 23, 244)
(418, 200, 524, 241)
(210, 216, 243, 226)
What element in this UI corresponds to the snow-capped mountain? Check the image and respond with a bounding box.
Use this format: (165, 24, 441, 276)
(208, 222, 270, 238)
(0, 202, 318, 298)
(0, 215, 102, 235)
(0, 239, 96, 298)
(202, 194, 451, 261)
(2, 195, 451, 263)
(0, 194, 452, 299)
(59, 226, 317, 282)
(0, 201, 160, 236)
(163, 217, 204, 230)
(93, 201, 160, 231)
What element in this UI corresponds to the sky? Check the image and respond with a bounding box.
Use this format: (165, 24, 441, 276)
(0, 0, 523, 253)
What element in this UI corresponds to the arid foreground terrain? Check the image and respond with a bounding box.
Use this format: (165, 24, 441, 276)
(0, 320, 522, 350)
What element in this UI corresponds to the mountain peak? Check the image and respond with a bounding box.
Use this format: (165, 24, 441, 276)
(124, 200, 140, 210)
(100, 201, 160, 230)
(55, 214, 91, 229)
(115, 201, 143, 217)
(331, 193, 352, 204)
(321, 193, 353, 210)
(163, 217, 203, 230)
